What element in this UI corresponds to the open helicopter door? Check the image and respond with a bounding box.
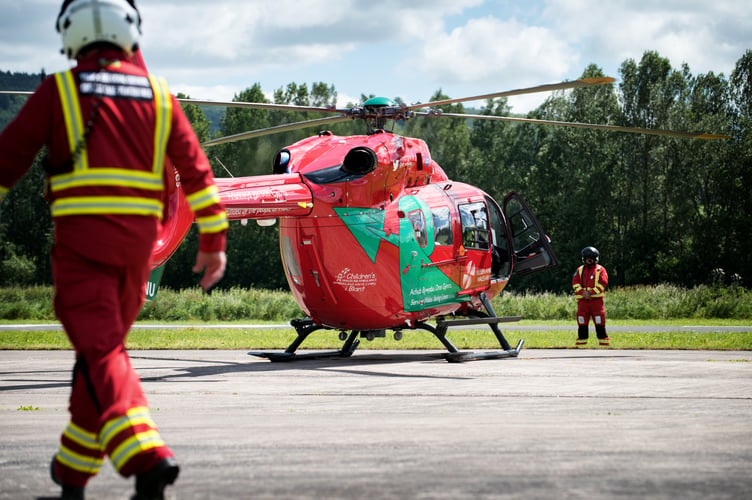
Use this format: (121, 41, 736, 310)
(503, 191, 559, 276)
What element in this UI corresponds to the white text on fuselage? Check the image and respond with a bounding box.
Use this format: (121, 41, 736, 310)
(225, 207, 279, 217)
(334, 267, 377, 292)
(408, 283, 453, 307)
(223, 187, 286, 203)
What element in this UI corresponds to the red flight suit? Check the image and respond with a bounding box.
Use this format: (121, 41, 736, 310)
(0, 48, 228, 487)
(572, 262, 609, 343)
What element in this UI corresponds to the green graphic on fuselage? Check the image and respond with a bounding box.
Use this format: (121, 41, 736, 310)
(333, 207, 399, 263)
(334, 199, 463, 313)
(397, 197, 463, 312)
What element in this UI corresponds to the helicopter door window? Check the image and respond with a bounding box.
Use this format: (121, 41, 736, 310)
(408, 209, 428, 247)
(506, 198, 541, 253)
(459, 202, 490, 250)
(431, 207, 452, 246)
(484, 196, 512, 279)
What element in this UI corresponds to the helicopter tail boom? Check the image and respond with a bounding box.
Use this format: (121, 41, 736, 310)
(215, 173, 314, 221)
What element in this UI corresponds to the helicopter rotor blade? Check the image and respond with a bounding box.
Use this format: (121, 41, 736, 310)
(201, 115, 352, 147)
(420, 111, 730, 140)
(0, 91, 347, 115)
(405, 77, 616, 111)
(178, 97, 347, 114)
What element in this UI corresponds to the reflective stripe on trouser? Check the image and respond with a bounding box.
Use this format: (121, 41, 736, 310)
(53, 420, 105, 488)
(100, 407, 169, 477)
(53, 407, 171, 484)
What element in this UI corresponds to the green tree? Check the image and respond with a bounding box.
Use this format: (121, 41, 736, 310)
(0, 71, 54, 284)
(615, 51, 681, 284)
(725, 50, 752, 285)
(512, 65, 620, 291)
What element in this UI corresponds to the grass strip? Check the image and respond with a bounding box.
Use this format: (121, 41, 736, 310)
(2, 325, 750, 350)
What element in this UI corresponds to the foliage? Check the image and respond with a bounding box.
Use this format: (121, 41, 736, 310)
(0, 286, 55, 319)
(494, 283, 752, 320)
(138, 286, 303, 322)
(1, 284, 750, 322)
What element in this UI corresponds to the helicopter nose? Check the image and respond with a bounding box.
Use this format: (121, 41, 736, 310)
(342, 146, 378, 175)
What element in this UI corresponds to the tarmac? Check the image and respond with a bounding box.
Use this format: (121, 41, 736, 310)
(1, 347, 751, 499)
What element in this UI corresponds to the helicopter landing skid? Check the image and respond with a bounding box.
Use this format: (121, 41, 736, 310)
(250, 309, 524, 362)
(249, 319, 361, 362)
(417, 315, 524, 363)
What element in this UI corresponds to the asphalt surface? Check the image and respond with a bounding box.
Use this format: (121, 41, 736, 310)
(1, 348, 751, 499)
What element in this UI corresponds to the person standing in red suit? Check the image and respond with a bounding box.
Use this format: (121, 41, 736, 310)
(572, 246, 610, 347)
(0, 1, 228, 498)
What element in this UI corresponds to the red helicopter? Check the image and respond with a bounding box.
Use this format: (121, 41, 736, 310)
(143, 77, 726, 362)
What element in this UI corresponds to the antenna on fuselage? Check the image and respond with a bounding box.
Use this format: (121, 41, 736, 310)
(214, 157, 234, 177)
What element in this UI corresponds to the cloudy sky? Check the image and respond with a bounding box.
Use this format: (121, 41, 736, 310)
(2, 0, 749, 113)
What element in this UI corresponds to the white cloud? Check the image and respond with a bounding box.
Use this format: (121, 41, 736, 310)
(416, 16, 576, 85)
(541, 0, 750, 77)
(1, 0, 749, 114)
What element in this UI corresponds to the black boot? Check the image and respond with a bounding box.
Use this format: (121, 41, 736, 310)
(50, 457, 85, 500)
(132, 457, 180, 500)
(596, 325, 610, 346)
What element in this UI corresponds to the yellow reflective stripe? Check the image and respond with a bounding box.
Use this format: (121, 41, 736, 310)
(574, 266, 584, 297)
(63, 422, 101, 451)
(99, 407, 165, 472)
(196, 212, 229, 234)
(0, 185, 8, 202)
(186, 185, 220, 211)
(50, 168, 163, 192)
(110, 430, 166, 471)
(55, 70, 88, 171)
(56, 446, 104, 474)
(574, 265, 606, 299)
(591, 266, 605, 297)
(51, 196, 163, 217)
(149, 75, 172, 177)
(100, 407, 155, 448)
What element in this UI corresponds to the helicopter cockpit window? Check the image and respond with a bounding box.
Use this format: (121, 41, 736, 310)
(408, 209, 428, 247)
(459, 202, 490, 250)
(432, 207, 452, 246)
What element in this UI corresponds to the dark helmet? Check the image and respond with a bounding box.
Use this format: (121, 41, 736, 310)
(581, 246, 599, 263)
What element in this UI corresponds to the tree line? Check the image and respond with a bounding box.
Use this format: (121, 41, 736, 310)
(1, 50, 750, 293)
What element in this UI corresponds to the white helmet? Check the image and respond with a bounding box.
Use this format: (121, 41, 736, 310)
(56, 0, 142, 59)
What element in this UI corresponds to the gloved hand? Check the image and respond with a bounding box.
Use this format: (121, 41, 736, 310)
(193, 251, 227, 292)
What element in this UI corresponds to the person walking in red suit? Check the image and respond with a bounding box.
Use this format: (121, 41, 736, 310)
(572, 246, 610, 347)
(0, 1, 228, 498)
